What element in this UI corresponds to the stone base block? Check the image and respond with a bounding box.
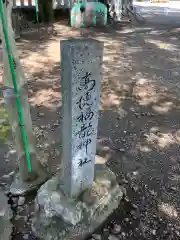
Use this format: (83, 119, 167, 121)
(32, 163, 124, 240)
(10, 165, 49, 196)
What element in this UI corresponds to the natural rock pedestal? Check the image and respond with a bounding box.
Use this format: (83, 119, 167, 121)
(32, 39, 123, 239)
(0, 191, 12, 240)
(32, 157, 124, 240)
(0, 1, 48, 195)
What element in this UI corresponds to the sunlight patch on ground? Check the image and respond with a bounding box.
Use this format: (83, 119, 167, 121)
(29, 88, 60, 109)
(133, 83, 159, 106)
(152, 101, 174, 113)
(124, 46, 143, 54)
(159, 202, 178, 219)
(133, 79, 179, 115)
(172, 129, 180, 144)
(138, 144, 152, 153)
(145, 132, 175, 149)
(21, 49, 56, 74)
(146, 130, 180, 150)
(145, 38, 178, 51)
(137, 126, 180, 152)
(46, 41, 61, 61)
(136, 78, 151, 85)
(101, 92, 122, 109)
(97, 138, 114, 161)
(148, 30, 166, 35)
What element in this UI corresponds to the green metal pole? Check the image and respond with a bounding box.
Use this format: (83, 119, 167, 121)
(0, 1, 32, 172)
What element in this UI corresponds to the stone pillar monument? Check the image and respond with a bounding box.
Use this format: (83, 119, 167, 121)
(60, 39, 102, 198)
(32, 39, 124, 240)
(0, 0, 48, 195)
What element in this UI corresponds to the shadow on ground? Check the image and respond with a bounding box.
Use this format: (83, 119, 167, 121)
(0, 21, 180, 239)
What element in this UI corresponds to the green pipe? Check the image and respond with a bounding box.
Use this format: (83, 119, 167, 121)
(0, 1, 32, 172)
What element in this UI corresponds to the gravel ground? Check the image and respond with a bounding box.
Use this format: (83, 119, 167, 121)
(1, 19, 180, 240)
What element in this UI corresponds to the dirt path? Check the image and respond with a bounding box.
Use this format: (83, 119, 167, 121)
(1, 21, 180, 239)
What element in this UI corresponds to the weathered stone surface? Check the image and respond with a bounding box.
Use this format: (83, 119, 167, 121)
(61, 39, 103, 199)
(0, 191, 12, 240)
(18, 196, 25, 206)
(10, 163, 49, 196)
(34, 174, 83, 226)
(32, 162, 124, 240)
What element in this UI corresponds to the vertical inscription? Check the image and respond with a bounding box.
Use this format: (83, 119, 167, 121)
(61, 39, 103, 198)
(75, 72, 96, 168)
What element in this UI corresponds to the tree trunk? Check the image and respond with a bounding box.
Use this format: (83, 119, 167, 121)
(38, 0, 54, 23)
(122, 0, 133, 15)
